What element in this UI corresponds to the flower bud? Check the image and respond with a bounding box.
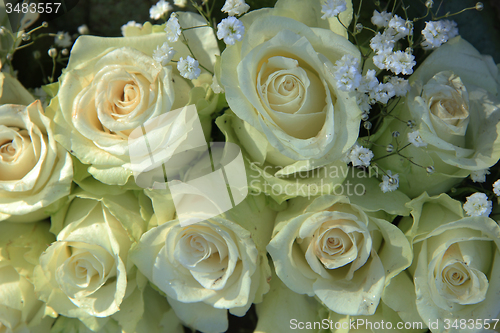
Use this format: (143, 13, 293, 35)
(48, 48, 57, 58)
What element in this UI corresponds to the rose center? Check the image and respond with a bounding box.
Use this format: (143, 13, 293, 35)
(0, 140, 15, 157)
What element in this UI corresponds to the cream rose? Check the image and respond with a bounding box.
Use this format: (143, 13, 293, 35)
(0, 222, 56, 333)
(384, 193, 500, 333)
(267, 175, 412, 316)
(130, 193, 275, 333)
(33, 190, 147, 331)
(220, 0, 361, 167)
(47, 13, 219, 185)
(0, 101, 72, 222)
(372, 37, 500, 198)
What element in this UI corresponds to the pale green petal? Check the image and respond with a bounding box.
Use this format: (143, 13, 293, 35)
(254, 268, 325, 333)
(0, 72, 35, 105)
(167, 297, 228, 333)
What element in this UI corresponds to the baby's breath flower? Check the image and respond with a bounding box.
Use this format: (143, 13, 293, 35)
(121, 21, 142, 36)
(387, 76, 410, 96)
(78, 24, 89, 35)
(388, 15, 412, 38)
(372, 51, 392, 71)
(421, 20, 459, 50)
(380, 170, 399, 193)
(347, 144, 374, 167)
(369, 82, 395, 104)
(371, 10, 392, 28)
(174, 0, 188, 7)
(387, 50, 415, 75)
(356, 92, 371, 113)
(333, 55, 362, 92)
(358, 69, 379, 92)
(54, 31, 72, 48)
(321, 0, 347, 19)
(150, 0, 173, 20)
(152, 42, 176, 66)
(470, 169, 490, 183)
(370, 30, 396, 54)
(493, 180, 500, 196)
(217, 16, 245, 45)
(221, 0, 250, 16)
(463, 192, 492, 217)
(177, 56, 201, 80)
(408, 130, 427, 147)
(165, 14, 182, 43)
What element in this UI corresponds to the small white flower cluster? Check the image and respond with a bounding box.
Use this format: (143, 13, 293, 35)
(407, 130, 427, 147)
(493, 179, 500, 196)
(371, 10, 392, 28)
(370, 12, 416, 75)
(421, 20, 459, 50)
(463, 192, 492, 217)
(355, 70, 410, 112)
(152, 42, 176, 66)
(331, 55, 410, 112)
(332, 55, 362, 92)
(470, 168, 490, 183)
(177, 56, 201, 80)
(121, 21, 142, 37)
(165, 14, 182, 42)
(321, 0, 347, 19)
(54, 31, 72, 48)
(150, 0, 173, 20)
(173, 0, 187, 8)
(217, 0, 248, 45)
(217, 16, 245, 45)
(344, 144, 374, 167)
(380, 170, 399, 193)
(221, 0, 250, 16)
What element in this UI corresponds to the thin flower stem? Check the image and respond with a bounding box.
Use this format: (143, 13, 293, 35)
(49, 56, 57, 83)
(15, 42, 34, 51)
(433, 6, 477, 20)
(181, 32, 214, 75)
(182, 25, 210, 31)
(337, 17, 365, 58)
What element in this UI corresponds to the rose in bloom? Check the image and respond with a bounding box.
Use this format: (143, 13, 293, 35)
(267, 174, 412, 316)
(47, 13, 219, 185)
(220, 0, 361, 167)
(371, 37, 500, 198)
(384, 193, 500, 333)
(33, 190, 148, 331)
(0, 221, 56, 332)
(0, 101, 73, 222)
(130, 193, 276, 333)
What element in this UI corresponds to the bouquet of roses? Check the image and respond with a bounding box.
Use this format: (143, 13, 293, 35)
(1, 0, 500, 332)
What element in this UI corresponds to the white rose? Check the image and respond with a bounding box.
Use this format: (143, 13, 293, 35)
(267, 175, 412, 316)
(130, 194, 276, 333)
(33, 191, 147, 331)
(0, 101, 72, 222)
(220, 0, 361, 166)
(47, 13, 219, 185)
(384, 193, 500, 333)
